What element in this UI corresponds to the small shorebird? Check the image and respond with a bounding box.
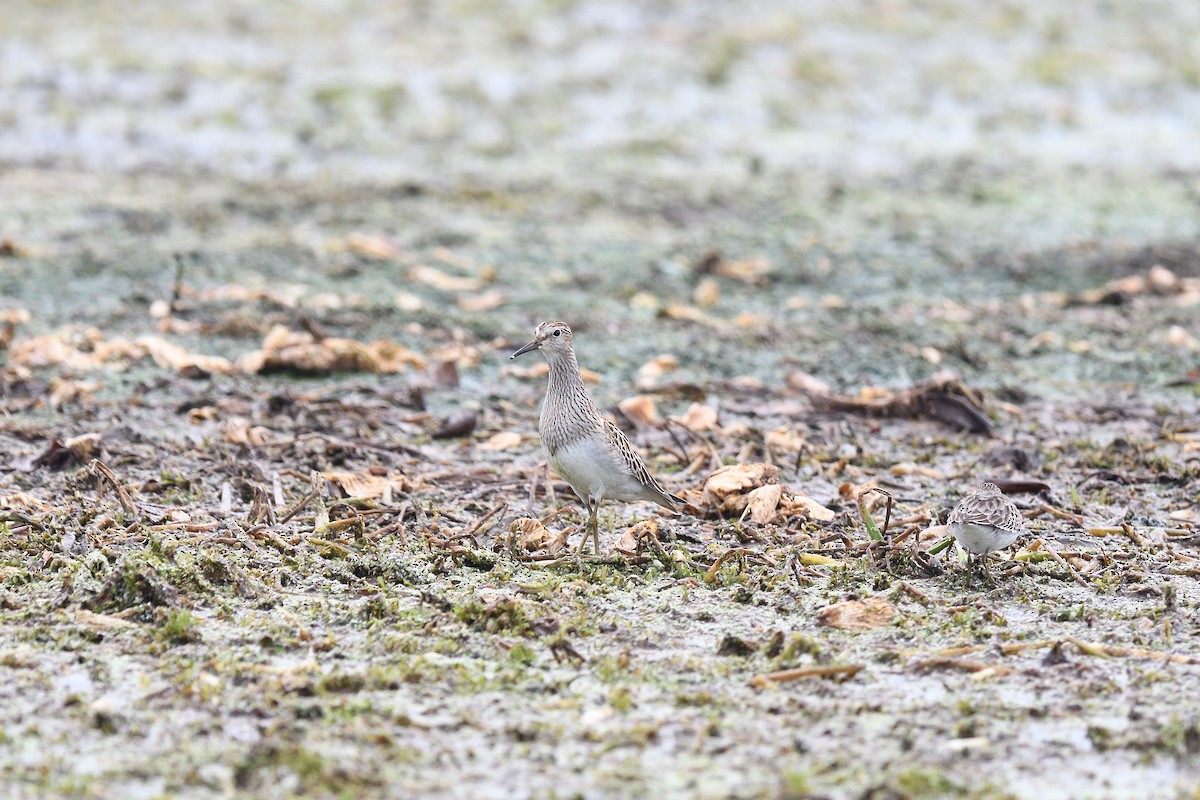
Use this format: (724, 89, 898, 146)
(510, 321, 682, 555)
(948, 481, 1026, 580)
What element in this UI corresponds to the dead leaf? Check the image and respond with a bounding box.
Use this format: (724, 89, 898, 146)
(820, 294, 845, 309)
(480, 432, 522, 451)
(765, 428, 806, 453)
(188, 283, 299, 308)
(803, 374, 992, 435)
(186, 406, 219, 423)
(785, 295, 808, 310)
(72, 609, 137, 630)
(694, 277, 719, 308)
(509, 518, 566, 554)
(29, 434, 103, 471)
(745, 484, 783, 523)
(137, 336, 235, 377)
(394, 292, 425, 311)
(1166, 325, 1199, 351)
(733, 312, 768, 328)
(409, 264, 481, 292)
(432, 410, 478, 439)
(1073, 264, 1200, 305)
(323, 470, 409, 500)
(698, 252, 772, 285)
(0, 239, 34, 258)
(10, 333, 105, 370)
(345, 233, 400, 260)
(1148, 264, 1180, 293)
(47, 378, 101, 408)
(702, 463, 779, 504)
(154, 316, 204, 335)
(237, 325, 425, 375)
(619, 395, 657, 425)
(0, 492, 52, 512)
(428, 341, 484, 370)
(614, 519, 660, 555)
(687, 463, 781, 518)
(456, 291, 506, 312)
(659, 303, 717, 326)
(785, 371, 832, 395)
(221, 418, 276, 447)
(636, 354, 678, 388)
(889, 462, 945, 479)
(777, 493, 837, 522)
(672, 403, 717, 431)
(818, 597, 899, 631)
(630, 292, 661, 311)
(0, 309, 30, 350)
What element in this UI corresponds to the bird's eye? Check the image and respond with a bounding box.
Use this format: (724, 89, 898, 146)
(553, 330, 562, 337)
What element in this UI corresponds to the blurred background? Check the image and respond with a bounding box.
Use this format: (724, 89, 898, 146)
(2, 0, 1199, 387)
(3, 4, 1200, 799)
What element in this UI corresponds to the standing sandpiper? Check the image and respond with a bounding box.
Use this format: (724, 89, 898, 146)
(510, 321, 683, 555)
(948, 481, 1026, 581)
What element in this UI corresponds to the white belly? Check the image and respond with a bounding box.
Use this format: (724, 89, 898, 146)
(548, 439, 646, 503)
(951, 522, 1020, 555)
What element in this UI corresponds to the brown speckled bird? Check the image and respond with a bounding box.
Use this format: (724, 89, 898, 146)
(948, 481, 1026, 580)
(511, 321, 681, 554)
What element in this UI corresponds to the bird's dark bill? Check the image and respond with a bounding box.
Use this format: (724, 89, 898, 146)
(510, 340, 540, 359)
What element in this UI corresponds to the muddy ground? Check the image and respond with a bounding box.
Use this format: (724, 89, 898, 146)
(2, 1, 1200, 799)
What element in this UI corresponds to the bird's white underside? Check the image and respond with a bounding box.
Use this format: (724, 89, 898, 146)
(950, 522, 1021, 555)
(548, 438, 656, 505)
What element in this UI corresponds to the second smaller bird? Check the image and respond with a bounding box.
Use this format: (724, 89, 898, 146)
(948, 481, 1027, 581)
(511, 321, 683, 555)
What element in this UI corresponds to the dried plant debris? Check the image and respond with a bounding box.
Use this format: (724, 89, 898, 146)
(22, 432, 105, 470)
(85, 557, 181, 614)
(7, 324, 426, 379)
(683, 463, 837, 523)
(817, 597, 899, 631)
(507, 517, 568, 555)
(322, 469, 412, 500)
(693, 250, 774, 286)
(1071, 264, 1200, 306)
(799, 371, 994, 434)
(238, 325, 426, 375)
(0, 308, 30, 350)
(4, 11, 1200, 795)
(432, 410, 478, 439)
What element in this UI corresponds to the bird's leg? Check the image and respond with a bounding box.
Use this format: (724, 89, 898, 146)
(544, 463, 557, 509)
(574, 498, 595, 556)
(589, 493, 603, 556)
(576, 501, 604, 556)
(982, 553, 995, 584)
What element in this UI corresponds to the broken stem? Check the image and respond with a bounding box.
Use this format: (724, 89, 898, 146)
(750, 664, 864, 687)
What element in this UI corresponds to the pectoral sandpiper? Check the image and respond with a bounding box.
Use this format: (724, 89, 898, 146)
(948, 481, 1026, 580)
(510, 321, 682, 555)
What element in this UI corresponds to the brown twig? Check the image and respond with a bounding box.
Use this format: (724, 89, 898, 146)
(894, 581, 936, 605)
(278, 485, 318, 524)
(749, 664, 864, 687)
(465, 502, 507, 540)
(1028, 538, 1090, 588)
(704, 547, 753, 583)
(1000, 637, 1200, 664)
(910, 657, 1013, 675)
(1034, 502, 1084, 524)
(88, 459, 139, 519)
